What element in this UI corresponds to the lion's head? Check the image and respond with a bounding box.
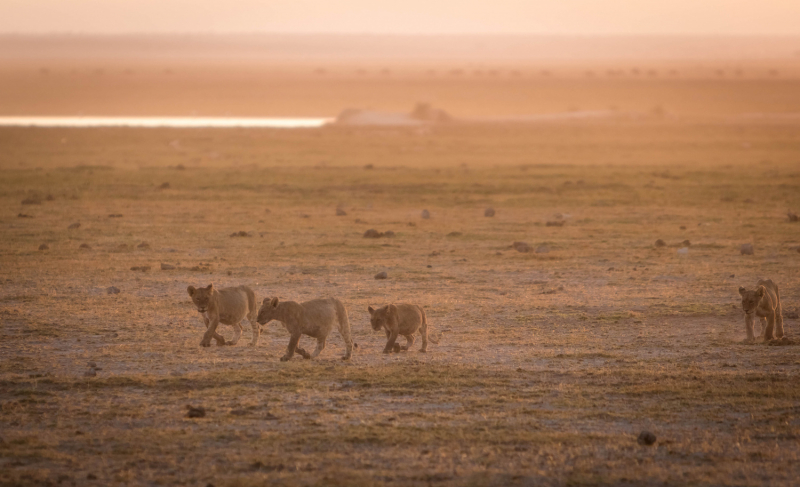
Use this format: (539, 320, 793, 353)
(739, 285, 765, 314)
(187, 284, 214, 313)
(367, 305, 396, 331)
(257, 297, 280, 325)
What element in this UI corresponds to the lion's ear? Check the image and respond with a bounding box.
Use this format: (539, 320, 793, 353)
(368, 306, 375, 315)
(756, 285, 766, 298)
(388, 304, 398, 320)
(262, 297, 270, 304)
(207, 283, 214, 292)
(270, 297, 279, 308)
(187, 286, 196, 296)
(738, 286, 746, 296)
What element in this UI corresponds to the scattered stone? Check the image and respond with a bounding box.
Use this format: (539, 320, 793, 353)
(106, 286, 120, 295)
(768, 337, 795, 346)
(137, 242, 150, 249)
(158, 182, 171, 189)
(87, 361, 96, 368)
(484, 207, 495, 217)
(374, 271, 388, 280)
(230, 231, 251, 237)
(429, 251, 440, 256)
(535, 245, 550, 254)
(785, 311, 799, 320)
(38, 243, 49, 251)
(447, 231, 463, 237)
(427, 265, 432, 268)
(421, 209, 431, 219)
(336, 208, 347, 216)
(682, 240, 691, 247)
(364, 164, 374, 170)
(21, 197, 42, 205)
(546, 220, 565, 227)
(84, 369, 96, 378)
(407, 222, 416, 227)
(679, 225, 686, 230)
(383, 231, 395, 238)
(68, 222, 81, 229)
(264, 208, 271, 213)
(86, 473, 97, 480)
(512, 241, 531, 253)
(788, 211, 799, 222)
(79, 243, 91, 250)
(46, 194, 55, 201)
(161, 263, 176, 270)
(363, 229, 383, 238)
(654, 239, 666, 247)
(130, 265, 151, 272)
(355, 218, 367, 224)
(17, 213, 33, 218)
(677, 247, 689, 255)
(186, 405, 206, 418)
(637, 431, 657, 446)
(108, 214, 123, 218)
(740, 243, 754, 255)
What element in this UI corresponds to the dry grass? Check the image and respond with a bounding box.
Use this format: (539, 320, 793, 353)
(1, 120, 799, 486)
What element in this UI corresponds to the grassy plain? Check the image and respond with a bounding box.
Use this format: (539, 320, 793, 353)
(1, 119, 799, 486)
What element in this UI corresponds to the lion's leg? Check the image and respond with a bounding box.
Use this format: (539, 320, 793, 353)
(419, 320, 429, 353)
(744, 314, 755, 343)
(764, 314, 776, 341)
(400, 334, 415, 351)
(310, 337, 327, 358)
(281, 333, 302, 361)
(201, 317, 225, 347)
(384, 330, 399, 354)
(759, 317, 767, 339)
(775, 302, 785, 339)
(227, 322, 243, 346)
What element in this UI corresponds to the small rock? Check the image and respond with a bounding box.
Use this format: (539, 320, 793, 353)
(336, 208, 347, 216)
(79, 243, 92, 250)
(374, 271, 388, 280)
(546, 220, 565, 227)
(185, 405, 206, 418)
(484, 207, 495, 217)
(137, 242, 150, 249)
(512, 241, 531, 253)
(654, 239, 666, 247)
(363, 229, 383, 238)
(21, 198, 42, 205)
(421, 209, 430, 219)
(230, 231, 250, 237)
(264, 208, 271, 213)
(679, 225, 686, 230)
(161, 263, 176, 270)
(86, 473, 97, 480)
(364, 164, 374, 170)
(84, 369, 96, 378)
(447, 231, 463, 237)
(108, 214, 123, 218)
(68, 222, 81, 229)
(17, 213, 33, 218)
(158, 182, 171, 189)
(106, 286, 120, 295)
(46, 194, 55, 201)
(682, 240, 691, 247)
(427, 265, 432, 268)
(429, 251, 440, 256)
(87, 361, 97, 368)
(677, 247, 689, 255)
(788, 211, 799, 222)
(407, 222, 416, 227)
(740, 243, 754, 255)
(786, 311, 799, 320)
(768, 337, 795, 346)
(535, 245, 550, 254)
(637, 431, 657, 446)
(38, 243, 49, 251)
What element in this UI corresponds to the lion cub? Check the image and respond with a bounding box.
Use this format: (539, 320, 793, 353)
(738, 279, 785, 342)
(187, 284, 259, 347)
(257, 297, 354, 361)
(368, 303, 435, 353)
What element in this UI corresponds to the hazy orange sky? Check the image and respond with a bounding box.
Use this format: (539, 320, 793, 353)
(1, 0, 800, 36)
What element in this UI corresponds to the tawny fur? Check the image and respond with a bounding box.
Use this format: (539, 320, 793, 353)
(187, 284, 259, 347)
(738, 279, 785, 342)
(257, 297, 353, 361)
(368, 303, 438, 353)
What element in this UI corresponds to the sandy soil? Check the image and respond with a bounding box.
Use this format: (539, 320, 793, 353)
(1, 118, 799, 485)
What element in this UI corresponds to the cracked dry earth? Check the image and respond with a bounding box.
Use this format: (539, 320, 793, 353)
(1, 123, 800, 486)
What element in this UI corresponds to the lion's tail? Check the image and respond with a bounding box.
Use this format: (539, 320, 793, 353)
(421, 307, 442, 344)
(335, 299, 354, 358)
